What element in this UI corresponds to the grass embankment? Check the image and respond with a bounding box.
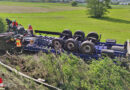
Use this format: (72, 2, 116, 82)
(0, 65, 48, 90)
(0, 1, 130, 43)
(0, 53, 130, 90)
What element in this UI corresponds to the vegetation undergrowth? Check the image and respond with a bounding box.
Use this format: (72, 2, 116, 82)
(0, 17, 6, 33)
(1, 53, 130, 90)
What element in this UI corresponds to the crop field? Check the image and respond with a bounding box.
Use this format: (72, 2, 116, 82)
(0, 1, 130, 43)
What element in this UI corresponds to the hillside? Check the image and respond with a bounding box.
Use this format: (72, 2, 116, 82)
(0, 53, 130, 90)
(0, 65, 48, 90)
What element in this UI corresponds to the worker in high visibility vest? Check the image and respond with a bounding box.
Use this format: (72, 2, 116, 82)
(16, 39, 22, 47)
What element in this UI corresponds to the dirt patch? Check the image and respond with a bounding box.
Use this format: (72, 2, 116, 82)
(0, 5, 49, 13)
(0, 5, 83, 13)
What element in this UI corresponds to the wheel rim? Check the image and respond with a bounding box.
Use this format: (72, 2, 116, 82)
(54, 41, 62, 50)
(82, 45, 91, 53)
(67, 42, 75, 50)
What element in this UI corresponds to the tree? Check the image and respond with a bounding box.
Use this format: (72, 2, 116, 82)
(105, 0, 112, 9)
(71, 1, 78, 7)
(87, 0, 111, 18)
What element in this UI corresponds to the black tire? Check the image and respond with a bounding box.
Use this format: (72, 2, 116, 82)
(80, 41, 95, 54)
(74, 30, 85, 41)
(64, 38, 78, 52)
(61, 30, 72, 39)
(52, 39, 63, 50)
(86, 32, 99, 42)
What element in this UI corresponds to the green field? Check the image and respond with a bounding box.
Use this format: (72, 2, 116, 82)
(0, 1, 130, 43)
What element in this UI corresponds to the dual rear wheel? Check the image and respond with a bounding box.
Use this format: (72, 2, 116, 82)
(52, 39, 95, 54)
(52, 31, 97, 54)
(52, 30, 72, 51)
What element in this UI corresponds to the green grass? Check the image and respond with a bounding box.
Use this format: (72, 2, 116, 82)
(0, 1, 130, 43)
(0, 1, 70, 7)
(112, 5, 130, 9)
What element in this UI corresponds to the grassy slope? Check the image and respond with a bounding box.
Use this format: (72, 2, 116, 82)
(1, 53, 130, 90)
(0, 2, 130, 43)
(0, 65, 48, 90)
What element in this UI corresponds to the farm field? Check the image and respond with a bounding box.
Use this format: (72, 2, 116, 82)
(0, 1, 130, 43)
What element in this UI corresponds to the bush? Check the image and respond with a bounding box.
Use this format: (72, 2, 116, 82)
(81, 58, 130, 90)
(0, 18, 6, 33)
(71, 1, 78, 7)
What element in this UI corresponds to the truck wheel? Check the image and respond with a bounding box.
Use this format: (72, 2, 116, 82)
(86, 32, 99, 42)
(52, 39, 63, 50)
(74, 30, 85, 41)
(61, 30, 72, 39)
(64, 38, 78, 52)
(80, 41, 95, 54)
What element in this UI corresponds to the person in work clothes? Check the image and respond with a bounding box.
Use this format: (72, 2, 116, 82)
(12, 20, 18, 34)
(12, 20, 18, 28)
(28, 24, 34, 36)
(16, 38, 22, 53)
(6, 18, 12, 32)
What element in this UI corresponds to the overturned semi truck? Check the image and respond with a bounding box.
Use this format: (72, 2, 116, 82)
(0, 19, 130, 60)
